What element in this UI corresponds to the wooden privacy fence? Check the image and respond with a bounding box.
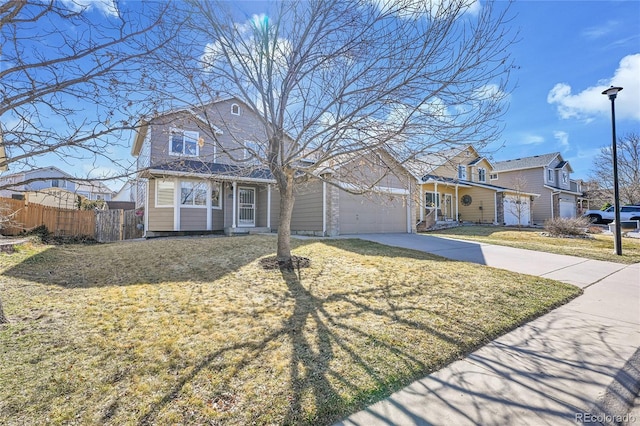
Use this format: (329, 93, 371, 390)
(95, 209, 144, 242)
(0, 197, 143, 242)
(0, 197, 95, 236)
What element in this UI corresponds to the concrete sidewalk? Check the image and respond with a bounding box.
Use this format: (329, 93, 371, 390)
(335, 234, 640, 426)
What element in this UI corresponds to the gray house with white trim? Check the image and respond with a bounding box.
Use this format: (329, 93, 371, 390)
(492, 152, 583, 225)
(131, 97, 415, 237)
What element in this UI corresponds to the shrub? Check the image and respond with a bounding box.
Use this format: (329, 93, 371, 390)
(544, 217, 591, 237)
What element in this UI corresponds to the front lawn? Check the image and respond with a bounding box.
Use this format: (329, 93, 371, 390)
(0, 236, 581, 425)
(428, 225, 640, 264)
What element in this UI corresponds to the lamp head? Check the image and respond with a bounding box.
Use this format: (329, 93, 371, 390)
(602, 86, 623, 100)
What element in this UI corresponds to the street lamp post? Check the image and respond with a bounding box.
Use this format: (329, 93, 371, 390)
(602, 86, 623, 256)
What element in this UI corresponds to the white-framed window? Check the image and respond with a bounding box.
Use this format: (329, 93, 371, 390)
(180, 181, 207, 207)
(156, 179, 174, 207)
(211, 181, 222, 209)
(170, 128, 199, 156)
(547, 169, 554, 183)
(457, 165, 467, 180)
(231, 103, 240, 115)
(425, 192, 440, 208)
(478, 168, 486, 183)
(490, 173, 498, 180)
(562, 171, 568, 184)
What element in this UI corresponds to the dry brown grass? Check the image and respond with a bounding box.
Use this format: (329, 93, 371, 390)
(0, 235, 581, 425)
(430, 225, 640, 264)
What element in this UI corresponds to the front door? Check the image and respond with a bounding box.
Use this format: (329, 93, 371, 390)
(444, 194, 453, 220)
(238, 187, 256, 227)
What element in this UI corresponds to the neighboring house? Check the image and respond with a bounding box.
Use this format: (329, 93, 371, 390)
(0, 166, 77, 199)
(131, 97, 415, 237)
(408, 145, 539, 228)
(113, 179, 137, 202)
(492, 152, 583, 225)
(75, 181, 114, 201)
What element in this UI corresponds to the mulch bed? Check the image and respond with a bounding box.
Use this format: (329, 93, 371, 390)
(259, 255, 311, 271)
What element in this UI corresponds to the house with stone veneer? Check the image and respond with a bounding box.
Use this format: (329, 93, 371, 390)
(131, 97, 416, 237)
(491, 153, 584, 225)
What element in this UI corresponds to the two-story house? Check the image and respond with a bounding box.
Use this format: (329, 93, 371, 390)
(492, 152, 583, 225)
(408, 145, 539, 228)
(0, 166, 80, 208)
(131, 97, 416, 237)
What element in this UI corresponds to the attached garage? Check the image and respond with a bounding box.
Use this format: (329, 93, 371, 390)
(338, 191, 409, 234)
(559, 199, 576, 218)
(503, 195, 531, 226)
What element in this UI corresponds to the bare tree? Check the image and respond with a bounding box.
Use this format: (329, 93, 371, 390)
(0, 0, 180, 323)
(591, 132, 640, 206)
(159, 0, 515, 263)
(504, 173, 529, 229)
(0, 0, 180, 187)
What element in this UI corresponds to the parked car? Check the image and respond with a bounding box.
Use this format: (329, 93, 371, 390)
(582, 205, 640, 224)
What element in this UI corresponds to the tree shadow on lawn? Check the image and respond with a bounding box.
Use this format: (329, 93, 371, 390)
(135, 260, 524, 425)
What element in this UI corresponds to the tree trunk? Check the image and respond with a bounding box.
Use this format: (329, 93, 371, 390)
(0, 297, 8, 324)
(276, 176, 295, 265)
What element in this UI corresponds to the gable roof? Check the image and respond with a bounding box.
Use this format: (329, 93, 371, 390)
(405, 145, 494, 180)
(492, 152, 563, 172)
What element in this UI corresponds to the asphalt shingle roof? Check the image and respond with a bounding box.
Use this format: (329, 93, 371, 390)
(492, 152, 560, 172)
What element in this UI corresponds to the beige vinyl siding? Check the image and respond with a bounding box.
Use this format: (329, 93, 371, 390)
(470, 159, 492, 183)
(255, 185, 272, 228)
(180, 208, 207, 231)
(291, 181, 324, 232)
(458, 187, 496, 223)
(147, 179, 174, 231)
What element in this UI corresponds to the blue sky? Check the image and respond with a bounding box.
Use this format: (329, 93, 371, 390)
(6, 0, 640, 189)
(487, 0, 640, 179)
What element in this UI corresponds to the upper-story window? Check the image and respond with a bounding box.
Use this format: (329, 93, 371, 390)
(457, 165, 467, 180)
(490, 173, 498, 180)
(547, 169, 554, 183)
(478, 168, 486, 183)
(170, 128, 199, 156)
(51, 179, 66, 188)
(231, 103, 240, 116)
(562, 171, 568, 184)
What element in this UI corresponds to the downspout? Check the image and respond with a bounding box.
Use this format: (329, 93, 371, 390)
(322, 181, 327, 236)
(143, 179, 149, 238)
(232, 181, 237, 228)
(173, 178, 180, 231)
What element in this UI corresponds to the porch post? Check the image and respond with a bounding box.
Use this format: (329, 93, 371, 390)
(173, 178, 180, 231)
(455, 184, 459, 222)
(232, 181, 237, 228)
(206, 180, 212, 231)
(267, 184, 272, 229)
(434, 181, 439, 222)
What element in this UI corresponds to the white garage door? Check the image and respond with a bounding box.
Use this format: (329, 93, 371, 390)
(339, 192, 408, 234)
(503, 196, 531, 226)
(560, 200, 576, 218)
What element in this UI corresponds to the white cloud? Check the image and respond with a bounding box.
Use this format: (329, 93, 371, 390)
(547, 53, 640, 122)
(60, 0, 119, 17)
(553, 130, 569, 152)
(581, 21, 617, 40)
(519, 133, 544, 145)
